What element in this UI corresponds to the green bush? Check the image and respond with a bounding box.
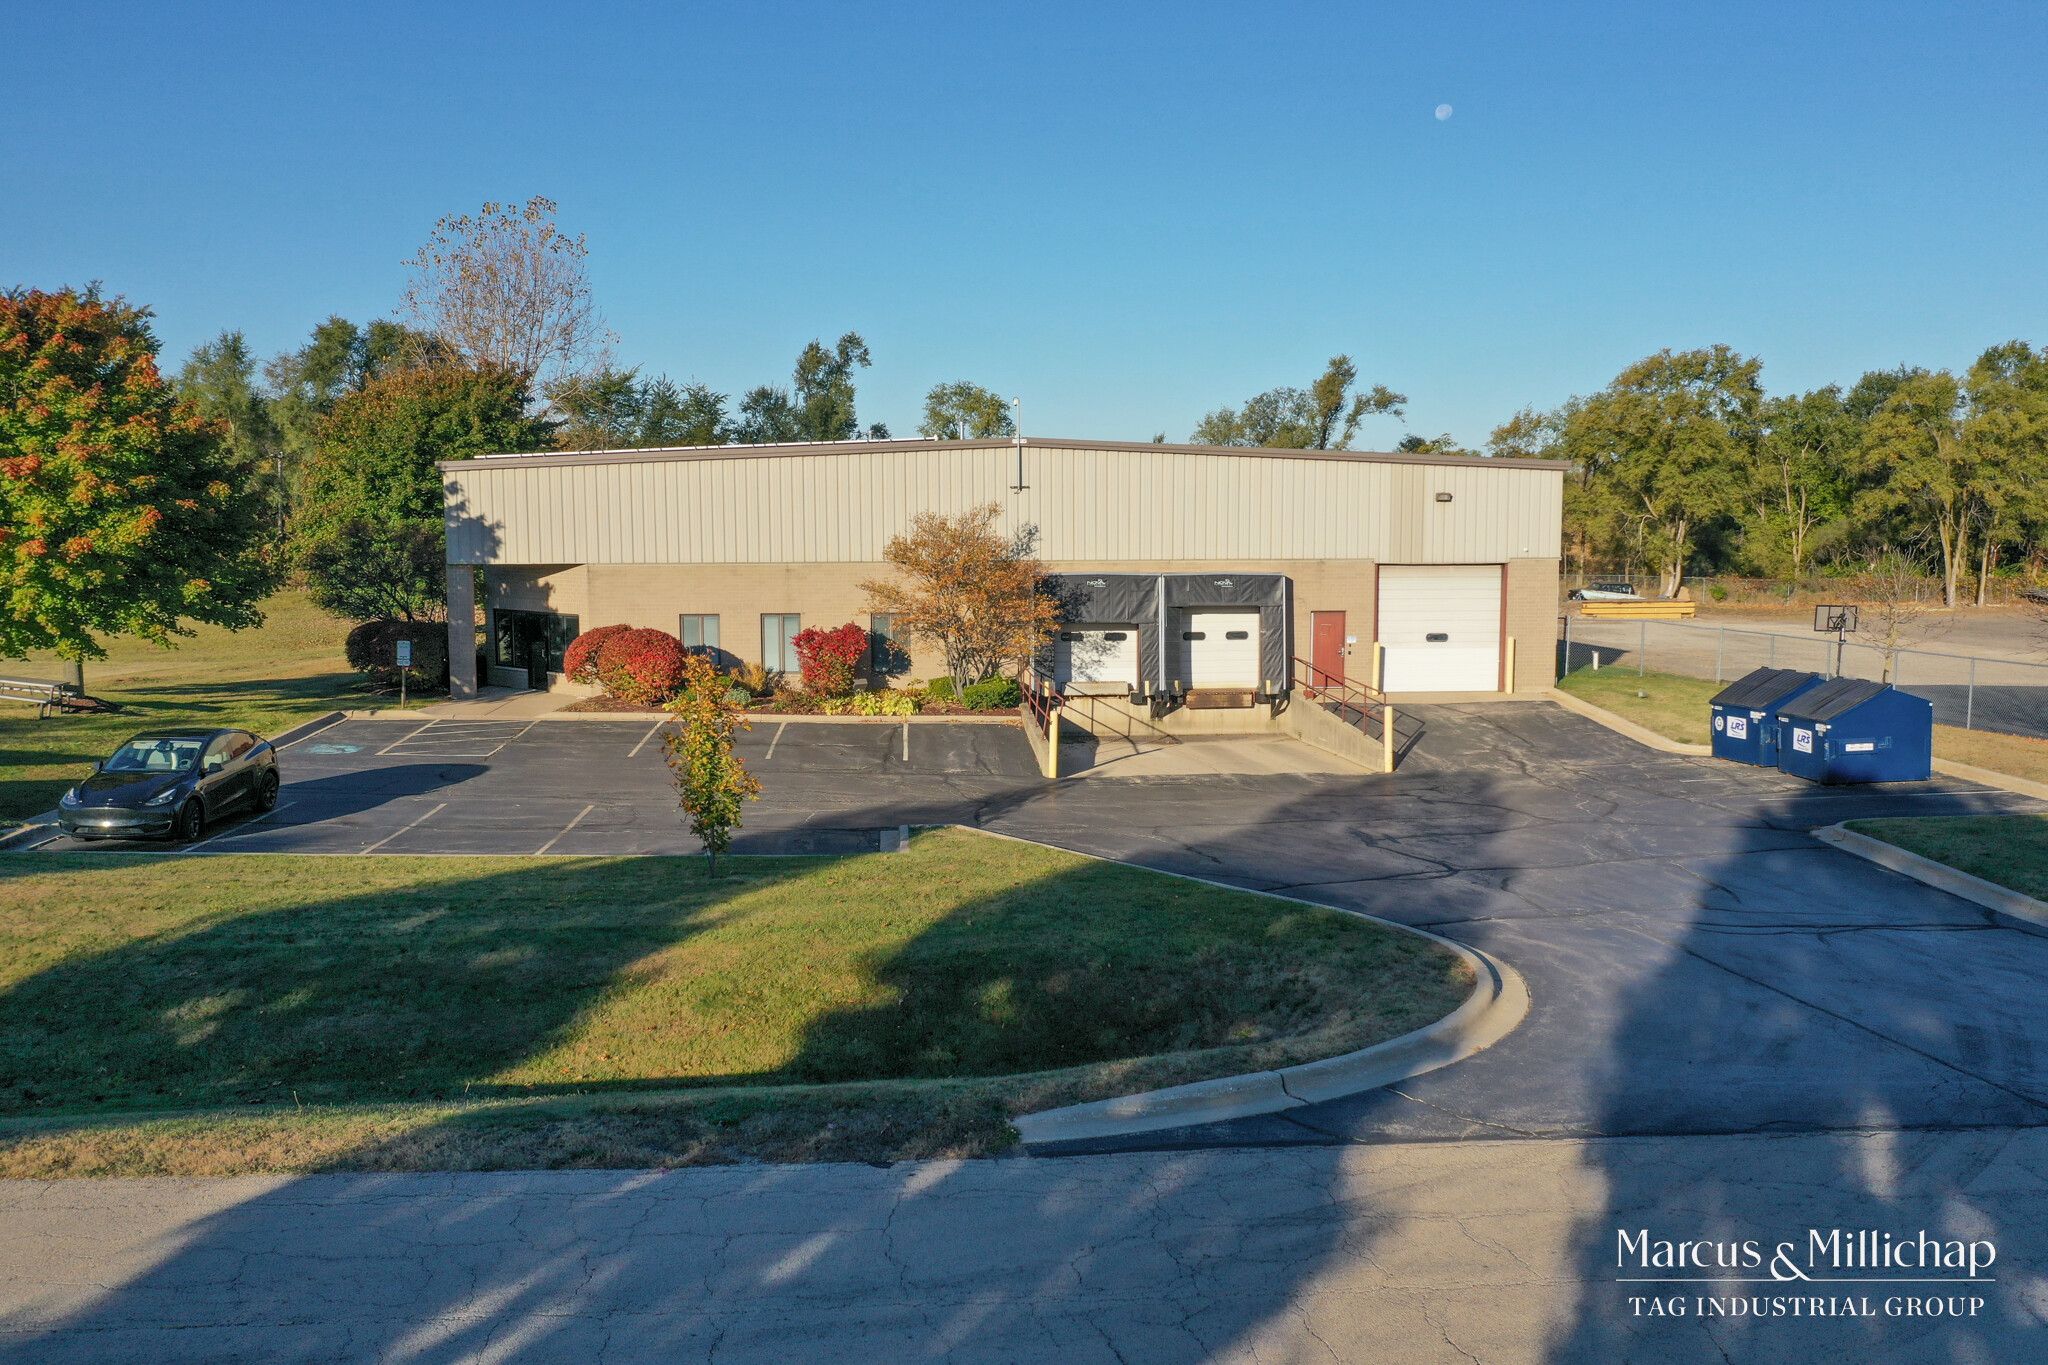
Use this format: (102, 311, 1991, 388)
(924, 677, 957, 701)
(1708, 584, 1729, 602)
(343, 619, 449, 688)
(822, 690, 918, 716)
(962, 677, 1022, 710)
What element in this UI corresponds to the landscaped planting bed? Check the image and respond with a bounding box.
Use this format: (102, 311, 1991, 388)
(0, 828, 1471, 1174)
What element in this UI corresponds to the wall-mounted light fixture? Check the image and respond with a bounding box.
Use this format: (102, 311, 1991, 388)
(1434, 491, 1453, 503)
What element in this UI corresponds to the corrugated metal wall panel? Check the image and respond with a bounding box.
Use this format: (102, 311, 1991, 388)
(443, 447, 1562, 564)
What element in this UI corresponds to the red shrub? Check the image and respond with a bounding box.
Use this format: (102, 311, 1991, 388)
(793, 621, 869, 697)
(596, 628, 687, 704)
(564, 624, 632, 684)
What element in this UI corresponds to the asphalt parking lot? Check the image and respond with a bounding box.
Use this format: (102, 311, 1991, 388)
(26, 715, 1044, 857)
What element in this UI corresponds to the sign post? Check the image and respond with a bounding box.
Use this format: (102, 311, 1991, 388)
(395, 638, 413, 708)
(1813, 604, 1857, 679)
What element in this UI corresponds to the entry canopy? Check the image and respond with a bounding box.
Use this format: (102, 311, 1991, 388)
(1776, 677, 1887, 724)
(1710, 667, 1824, 711)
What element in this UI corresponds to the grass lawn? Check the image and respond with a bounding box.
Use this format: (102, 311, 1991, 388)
(1843, 815, 2048, 902)
(1556, 666, 2048, 784)
(0, 592, 424, 825)
(0, 828, 1471, 1175)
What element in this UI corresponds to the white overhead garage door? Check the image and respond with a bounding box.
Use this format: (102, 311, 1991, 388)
(1180, 610, 1261, 688)
(1055, 626, 1140, 692)
(1377, 565, 1503, 692)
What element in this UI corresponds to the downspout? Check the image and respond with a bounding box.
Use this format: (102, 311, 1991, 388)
(1157, 573, 1170, 700)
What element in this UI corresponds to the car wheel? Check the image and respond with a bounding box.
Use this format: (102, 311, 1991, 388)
(175, 801, 205, 843)
(256, 771, 280, 812)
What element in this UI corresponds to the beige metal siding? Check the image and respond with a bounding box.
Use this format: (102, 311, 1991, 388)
(445, 445, 1562, 565)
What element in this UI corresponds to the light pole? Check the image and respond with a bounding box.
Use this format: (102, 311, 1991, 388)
(1010, 396, 1027, 492)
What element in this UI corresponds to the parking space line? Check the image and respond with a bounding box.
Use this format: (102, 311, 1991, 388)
(534, 804, 597, 855)
(902, 723, 910, 762)
(188, 801, 298, 851)
(627, 721, 665, 759)
(766, 722, 788, 761)
(361, 802, 447, 854)
(377, 720, 440, 755)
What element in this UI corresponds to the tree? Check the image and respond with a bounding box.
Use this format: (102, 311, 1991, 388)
(296, 362, 551, 538)
(734, 384, 801, 444)
(401, 196, 613, 389)
(663, 653, 762, 875)
(1852, 550, 1932, 682)
(1853, 369, 1977, 607)
(638, 376, 728, 447)
(549, 366, 644, 450)
(733, 333, 886, 443)
(1744, 387, 1858, 579)
(175, 331, 280, 536)
(296, 519, 446, 622)
(1397, 432, 1476, 456)
(858, 502, 1060, 696)
(0, 286, 271, 673)
(550, 369, 731, 449)
(1193, 355, 1405, 449)
(1961, 341, 2048, 604)
(1556, 347, 1761, 596)
(263, 316, 432, 538)
(920, 382, 1014, 439)
(793, 332, 877, 441)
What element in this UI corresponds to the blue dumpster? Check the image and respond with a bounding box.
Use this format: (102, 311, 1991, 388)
(1775, 679, 1933, 784)
(1709, 667, 1825, 767)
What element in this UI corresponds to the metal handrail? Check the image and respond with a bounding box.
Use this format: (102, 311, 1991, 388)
(1292, 656, 1397, 772)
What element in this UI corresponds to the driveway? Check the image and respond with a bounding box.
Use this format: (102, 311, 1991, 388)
(7, 700, 2047, 1361)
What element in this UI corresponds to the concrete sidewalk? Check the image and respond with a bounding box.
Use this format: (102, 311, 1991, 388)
(359, 687, 578, 720)
(3, 1129, 2041, 1363)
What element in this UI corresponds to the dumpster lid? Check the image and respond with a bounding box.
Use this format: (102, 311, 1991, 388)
(1710, 667, 1822, 710)
(1776, 677, 1886, 723)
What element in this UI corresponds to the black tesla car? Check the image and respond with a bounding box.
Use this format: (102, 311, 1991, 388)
(57, 728, 281, 842)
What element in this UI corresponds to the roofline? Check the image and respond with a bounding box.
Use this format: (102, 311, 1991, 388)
(435, 436, 1565, 474)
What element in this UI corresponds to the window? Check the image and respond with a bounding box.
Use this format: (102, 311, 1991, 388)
(761, 614, 800, 675)
(869, 613, 911, 675)
(226, 732, 255, 760)
(494, 611, 580, 670)
(680, 614, 720, 654)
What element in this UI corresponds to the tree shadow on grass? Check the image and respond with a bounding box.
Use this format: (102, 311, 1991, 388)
(0, 828, 1437, 1364)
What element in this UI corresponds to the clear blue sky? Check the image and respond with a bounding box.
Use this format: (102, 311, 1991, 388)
(7, 1, 2045, 448)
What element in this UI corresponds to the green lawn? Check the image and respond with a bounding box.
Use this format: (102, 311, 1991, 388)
(1557, 665, 2048, 784)
(1556, 666, 1718, 745)
(0, 828, 1471, 1174)
(0, 592, 421, 824)
(1844, 815, 2048, 902)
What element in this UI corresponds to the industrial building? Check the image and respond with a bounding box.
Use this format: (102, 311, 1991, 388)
(439, 436, 1565, 704)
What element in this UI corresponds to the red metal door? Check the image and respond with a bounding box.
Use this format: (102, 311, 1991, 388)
(1311, 611, 1346, 694)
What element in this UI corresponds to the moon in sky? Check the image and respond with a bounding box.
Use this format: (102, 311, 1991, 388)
(1435, 104, 1454, 121)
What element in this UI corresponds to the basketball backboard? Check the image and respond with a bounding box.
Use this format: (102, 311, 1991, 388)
(1814, 604, 1859, 633)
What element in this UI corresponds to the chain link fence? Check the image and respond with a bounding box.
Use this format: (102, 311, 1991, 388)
(1561, 572, 2043, 609)
(1558, 616, 2048, 740)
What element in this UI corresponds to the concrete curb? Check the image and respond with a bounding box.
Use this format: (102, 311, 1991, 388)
(1813, 822, 2048, 930)
(1542, 687, 1711, 755)
(270, 712, 347, 749)
(341, 708, 1022, 725)
(1930, 757, 2048, 802)
(968, 827, 1532, 1146)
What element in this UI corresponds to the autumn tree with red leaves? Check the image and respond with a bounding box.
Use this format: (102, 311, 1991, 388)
(0, 286, 270, 678)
